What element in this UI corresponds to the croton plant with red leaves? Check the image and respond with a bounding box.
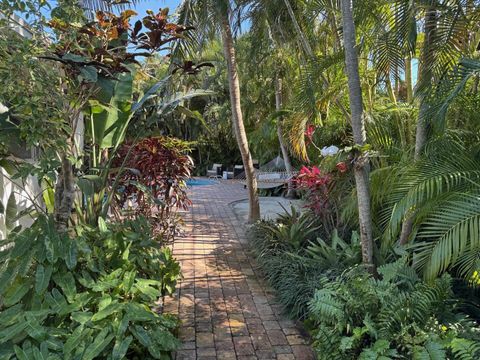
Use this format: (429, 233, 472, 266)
(295, 162, 349, 215)
(295, 166, 332, 215)
(47, 8, 193, 79)
(112, 136, 193, 239)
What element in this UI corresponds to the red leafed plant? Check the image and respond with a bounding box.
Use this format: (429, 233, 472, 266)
(112, 136, 193, 240)
(295, 166, 332, 215)
(294, 163, 351, 235)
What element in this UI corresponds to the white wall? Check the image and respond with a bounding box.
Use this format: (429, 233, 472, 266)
(0, 158, 42, 239)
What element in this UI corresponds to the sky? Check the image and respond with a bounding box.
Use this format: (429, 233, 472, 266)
(132, 0, 182, 18)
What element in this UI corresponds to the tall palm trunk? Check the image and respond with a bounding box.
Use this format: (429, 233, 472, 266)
(220, 15, 260, 222)
(414, 5, 436, 160)
(341, 0, 375, 272)
(274, 75, 295, 198)
(405, 57, 413, 103)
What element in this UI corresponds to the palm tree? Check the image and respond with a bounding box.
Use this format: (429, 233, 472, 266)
(176, 0, 260, 222)
(220, 8, 260, 221)
(340, 0, 375, 271)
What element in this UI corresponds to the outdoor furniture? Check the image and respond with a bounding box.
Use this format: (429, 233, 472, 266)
(235, 156, 297, 190)
(233, 165, 244, 178)
(222, 171, 234, 179)
(207, 163, 222, 178)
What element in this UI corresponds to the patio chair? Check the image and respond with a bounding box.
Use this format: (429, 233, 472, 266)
(206, 163, 223, 178)
(233, 165, 244, 178)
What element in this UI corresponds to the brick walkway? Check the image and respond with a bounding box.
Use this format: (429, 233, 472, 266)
(165, 181, 315, 360)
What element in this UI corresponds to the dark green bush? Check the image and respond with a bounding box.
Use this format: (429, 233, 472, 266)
(0, 216, 181, 359)
(249, 214, 480, 359)
(248, 213, 360, 319)
(308, 260, 480, 359)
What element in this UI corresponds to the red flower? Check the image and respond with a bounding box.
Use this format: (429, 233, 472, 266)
(304, 124, 316, 142)
(336, 162, 347, 173)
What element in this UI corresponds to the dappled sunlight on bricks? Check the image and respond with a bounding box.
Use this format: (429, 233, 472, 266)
(171, 181, 315, 360)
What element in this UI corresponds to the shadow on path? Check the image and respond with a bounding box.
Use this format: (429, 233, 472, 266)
(165, 181, 315, 360)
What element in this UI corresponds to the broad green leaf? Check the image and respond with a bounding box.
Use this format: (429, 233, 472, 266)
(35, 264, 53, 294)
(78, 270, 95, 288)
(0, 266, 17, 295)
(111, 336, 133, 360)
(45, 288, 68, 314)
(24, 312, 48, 341)
(71, 311, 93, 325)
(413, 341, 446, 360)
(65, 241, 77, 270)
(0, 321, 28, 343)
(82, 328, 114, 360)
(134, 279, 161, 300)
(0, 158, 16, 175)
(151, 328, 180, 352)
(62, 53, 87, 63)
(116, 316, 129, 337)
(0, 303, 23, 326)
(131, 75, 171, 113)
(64, 325, 91, 359)
(98, 217, 108, 233)
(53, 272, 76, 302)
(122, 270, 136, 293)
(88, 72, 133, 149)
(91, 302, 123, 322)
(44, 237, 55, 263)
(41, 179, 55, 214)
(5, 192, 17, 231)
(125, 302, 156, 321)
(14, 345, 29, 360)
(130, 324, 151, 347)
(79, 66, 98, 83)
(3, 277, 31, 306)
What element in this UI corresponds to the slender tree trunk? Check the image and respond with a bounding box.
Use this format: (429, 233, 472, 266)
(414, 5, 436, 160)
(54, 152, 75, 233)
(405, 57, 413, 103)
(274, 75, 295, 198)
(386, 75, 397, 104)
(220, 15, 260, 222)
(341, 0, 375, 272)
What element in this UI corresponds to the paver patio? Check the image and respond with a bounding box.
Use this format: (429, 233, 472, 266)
(165, 181, 316, 360)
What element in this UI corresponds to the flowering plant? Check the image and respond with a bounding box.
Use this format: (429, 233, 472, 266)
(305, 124, 316, 144)
(295, 166, 332, 215)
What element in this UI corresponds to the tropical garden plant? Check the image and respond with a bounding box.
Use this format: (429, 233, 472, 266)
(2, 0, 480, 358)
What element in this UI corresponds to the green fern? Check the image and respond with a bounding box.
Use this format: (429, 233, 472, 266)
(413, 341, 446, 360)
(450, 338, 480, 360)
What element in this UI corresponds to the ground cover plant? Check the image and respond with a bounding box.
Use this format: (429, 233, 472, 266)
(0, 216, 181, 359)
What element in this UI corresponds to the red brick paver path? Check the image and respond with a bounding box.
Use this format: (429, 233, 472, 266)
(166, 181, 315, 360)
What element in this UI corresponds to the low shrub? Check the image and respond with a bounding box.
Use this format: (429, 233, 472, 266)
(249, 213, 480, 359)
(308, 260, 480, 359)
(112, 136, 193, 241)
(0, 216, 181, 359)
(248, 211, 360, 319)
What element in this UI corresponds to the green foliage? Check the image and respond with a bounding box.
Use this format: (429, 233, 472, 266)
(248, 213, 361, 319)
(0, 216, 181, 359)
(308, 260, 480, 360)
(370, 137, 480, 281)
